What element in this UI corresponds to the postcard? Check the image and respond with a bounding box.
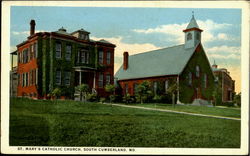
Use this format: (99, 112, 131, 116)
(1, 1, 249, 155)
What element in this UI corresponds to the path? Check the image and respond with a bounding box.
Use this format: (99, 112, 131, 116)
(103, 103, 241, 121)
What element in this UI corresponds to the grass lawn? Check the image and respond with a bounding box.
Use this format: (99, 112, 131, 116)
(10, 98, 240, 148)
(129, 103, 241, 118)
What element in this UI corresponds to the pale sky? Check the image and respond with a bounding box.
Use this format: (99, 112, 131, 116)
(10, 6, 241, 93)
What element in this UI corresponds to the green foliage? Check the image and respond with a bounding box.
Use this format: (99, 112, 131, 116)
(109, 95, 116, 103)
(123, 93, 132, 104)
(179, 47, 215, 104)
(233, 92, 241, 107)
(86, 93, 98, 102)
(223, 102, 234, 107)
(135, 81, 153, 104)
(153, 94, 162, 103)
(10, 98, 240, 147)
(75, 84, 89, 102)
(212, 81, 222, 106)
(100, 97, 106, 104)
(51, 88, 62, 99)
(105, 84, 116, 103)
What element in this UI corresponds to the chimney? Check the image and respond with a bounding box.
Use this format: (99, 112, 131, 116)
(30, 19, 36, 36)
(123, 52, 129, 70)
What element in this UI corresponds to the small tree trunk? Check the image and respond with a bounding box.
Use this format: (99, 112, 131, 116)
(172, 93, 175, 107)
(80, 92, 82, 101)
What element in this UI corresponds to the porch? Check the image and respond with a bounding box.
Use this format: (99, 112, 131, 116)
(73, 66, 97, 101)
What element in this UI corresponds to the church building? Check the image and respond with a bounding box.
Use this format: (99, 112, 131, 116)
(115, 15, 215, 104)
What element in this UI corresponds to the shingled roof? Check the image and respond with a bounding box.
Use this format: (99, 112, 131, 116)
(115, 44, 198, 81)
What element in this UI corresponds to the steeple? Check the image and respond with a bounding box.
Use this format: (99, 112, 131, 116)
(186, 12, 200, 29)
(183, 13, 203, 49)
(212, 60, 218, 69)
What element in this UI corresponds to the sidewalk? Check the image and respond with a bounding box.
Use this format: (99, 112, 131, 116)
(103, 103, 241, 121)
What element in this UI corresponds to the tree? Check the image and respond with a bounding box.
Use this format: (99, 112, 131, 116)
(75, 84, 89, 103)
(51, 88, 62, 99)
(167, 83, 178, 106)
(233, 92, 241, 107)
(105, 84, 115, 103)
(135, 81, 152, 104)
(212, 81, 222, 106)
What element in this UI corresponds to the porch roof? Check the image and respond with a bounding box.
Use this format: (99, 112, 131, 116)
(73, 66, 97, 72)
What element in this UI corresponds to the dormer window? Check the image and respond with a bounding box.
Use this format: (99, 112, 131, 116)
(187, 33, 192, 40)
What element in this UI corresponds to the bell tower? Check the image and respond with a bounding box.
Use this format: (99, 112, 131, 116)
(183, 13, 203, 49)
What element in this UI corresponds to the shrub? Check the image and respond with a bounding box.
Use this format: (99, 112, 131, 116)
(86, 93, 98, 102)
(153, 94, 162, 103)
(123, 93, 131, 104)
(51, 88, 62, 99)
(100, 97, 106, 104)
(223, 102, 234, 107)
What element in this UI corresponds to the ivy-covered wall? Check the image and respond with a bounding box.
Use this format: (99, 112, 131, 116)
(179, 44, 215, 103)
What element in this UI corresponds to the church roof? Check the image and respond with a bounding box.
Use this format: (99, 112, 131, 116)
(115, 44, 198, 81)
(186, 15, 200, 29)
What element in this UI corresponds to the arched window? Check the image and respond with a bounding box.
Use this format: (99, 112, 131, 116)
(196, 65, 200, 77)
(188, 72, 192, 85)
(187, 33, 192, 40)
(165, 80, 169, 92)
(204, 74, 207, 88)
(153, 81, 157, 94)
(196, 33, 200, 40)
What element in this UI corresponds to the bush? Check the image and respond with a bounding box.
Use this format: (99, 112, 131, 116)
(86, 93, 98, 102)
(100, 98, 105, 104)
(123, 93, 131, 104)
(223, 102, 234, 107)
(109, 95, 116, 103)
(153, 94, 162, 103)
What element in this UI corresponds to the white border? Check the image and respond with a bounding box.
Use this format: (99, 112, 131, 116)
(1, 1, 249, 155)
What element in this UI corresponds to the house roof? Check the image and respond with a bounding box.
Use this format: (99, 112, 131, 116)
(115, 44, 197, 81)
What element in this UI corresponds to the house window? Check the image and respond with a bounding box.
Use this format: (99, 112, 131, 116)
(165, 80, 169, 92)
(64, 71, 71, 86)
(98, 73, 103, 88)
(79, 49, 89, 64)
(204, 74, 207, 88)
(21, 73, 24, 87)
(107, 51, 111, 64)
(56, 42, 62, 58)
(65, 45, 72, 61)
(56, 70, 61, 85)
(22, 49, 28, 63)
(30, 44, 33, 60)
(25, 73, 28, 87)
(98, 50, 103, 64)
(34, 42, 38, 58)
(29, 71, 32, 86)
(196, 65, 200, 77)
(35, 68, 38, 85)
(153, 81, 157, 94)
(187, 33, 192, 40)
(106, 74, 111, 85)
(125, 84, 128, 94)
(188, 72, 192, 85)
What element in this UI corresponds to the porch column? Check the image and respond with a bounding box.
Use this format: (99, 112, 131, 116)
(93, 72, 96, 89)
(79, 71, 82, 85)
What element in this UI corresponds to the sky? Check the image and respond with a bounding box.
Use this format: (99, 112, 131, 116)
(10, 6, 242, 93)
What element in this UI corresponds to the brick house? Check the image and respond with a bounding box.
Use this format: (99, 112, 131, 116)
(212, 62, 235, 102)
(16, 20, 115, 99)
(115, 15, 215, 104)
